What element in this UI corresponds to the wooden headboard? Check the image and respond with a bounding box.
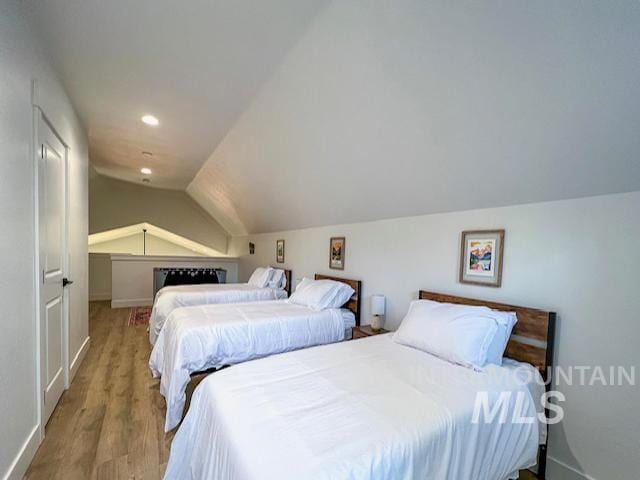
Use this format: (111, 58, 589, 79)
(419, 291, 556, 380)
(282, 269, 292, 297)
(271, 267, 292, 297)
(315, 274, 362, 326)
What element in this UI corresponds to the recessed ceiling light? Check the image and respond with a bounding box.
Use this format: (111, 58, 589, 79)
(140, 167, 152, 175)
(141, 115, 159, 126)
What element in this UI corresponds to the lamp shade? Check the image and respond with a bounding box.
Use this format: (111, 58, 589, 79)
(371, 294, 386, 316)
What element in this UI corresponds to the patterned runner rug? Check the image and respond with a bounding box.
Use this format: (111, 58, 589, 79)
(128, 306, 152, 326)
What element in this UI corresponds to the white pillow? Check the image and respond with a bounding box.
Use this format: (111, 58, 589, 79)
(247, 267, 272, 288)
(288, 278, 354, 311)
(393, 300, 499, 370)
(485, 311, 518, 366)
(324, 281, 355, 309)
(267, 269, 287, 289)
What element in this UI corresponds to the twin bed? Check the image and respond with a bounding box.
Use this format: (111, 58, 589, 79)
(150, 271, 361, 431)
(149, 268, 292, 344)
(148, 268, 556, 480)
(167, 335, 545, 480)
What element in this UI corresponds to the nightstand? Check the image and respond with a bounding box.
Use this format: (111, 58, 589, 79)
(352, 325, 389, 339)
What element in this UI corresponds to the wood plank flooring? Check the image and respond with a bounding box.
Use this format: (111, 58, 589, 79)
(25, 301, 537, 480)
(25, 301, 201, 479)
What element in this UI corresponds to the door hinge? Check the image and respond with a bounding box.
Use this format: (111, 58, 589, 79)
(42, 269, 45, 284)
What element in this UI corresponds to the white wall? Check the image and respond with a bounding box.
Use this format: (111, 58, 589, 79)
(88, 254, 112, 301)
(0, 1, 88, 478)
(89, 234, 213, 301)
(110, 255, 239, 308)
(230, 191, 640, 480)
(90, 174, 230, 254)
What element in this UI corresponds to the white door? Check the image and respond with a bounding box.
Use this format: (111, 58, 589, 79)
(38, 113, 68, 425)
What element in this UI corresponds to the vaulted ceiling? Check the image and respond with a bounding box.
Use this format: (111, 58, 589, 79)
(29, 1, 640, 235)
(28, 0, 329, 190)
(88, 222, 225, 257)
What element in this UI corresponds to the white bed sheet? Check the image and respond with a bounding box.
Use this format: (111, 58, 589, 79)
(165, 334, 544, 480)
(150, 300, 354, 431)
(149, 283, 288, 345)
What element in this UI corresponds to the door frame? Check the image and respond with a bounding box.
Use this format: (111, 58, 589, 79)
(32, 82, 71, 439)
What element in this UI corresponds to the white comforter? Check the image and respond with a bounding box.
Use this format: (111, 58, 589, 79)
(149, 283, 288, 345)
(150, 300, 352, 431)
(165, 334, 544, 480)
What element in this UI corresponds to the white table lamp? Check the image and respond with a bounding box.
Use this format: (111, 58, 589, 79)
(370, 294, 386, 331)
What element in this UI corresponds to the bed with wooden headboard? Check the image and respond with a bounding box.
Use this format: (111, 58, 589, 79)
(419, 290, 556, 479)
(315, 274, 362, 326)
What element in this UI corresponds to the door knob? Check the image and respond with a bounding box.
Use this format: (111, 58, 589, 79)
(62, 278, 74, 287)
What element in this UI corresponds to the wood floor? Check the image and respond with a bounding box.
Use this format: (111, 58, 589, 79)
(25, 301, 203, 480)
(25, 301, 537, 480)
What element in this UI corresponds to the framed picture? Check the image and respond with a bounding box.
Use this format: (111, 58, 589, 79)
(276, 239, 285, 263)
(459, 229, 505, 287)
(249, 242, 255, 255)
(329, 237, 345, 270)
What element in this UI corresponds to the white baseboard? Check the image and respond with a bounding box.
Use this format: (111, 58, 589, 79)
(111, 298, 153, 308)
(89, 293, 111, 301)
(1, 425, 40, 480)
(69, 336, 90, 384)
(547, 456, 598, 480)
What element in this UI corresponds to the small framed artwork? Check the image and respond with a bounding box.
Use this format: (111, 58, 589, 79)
(249, 242, 255, 255)
(459, 229, 505, 287)
(329, 237, 345, 270)
(276, 239, 285, 263)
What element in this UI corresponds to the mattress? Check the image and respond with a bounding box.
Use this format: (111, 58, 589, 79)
(149, 300, 355, 431)
(149, 283, 288, 345)
(341, 307, 356, 338)
(164, 334, 545, 480)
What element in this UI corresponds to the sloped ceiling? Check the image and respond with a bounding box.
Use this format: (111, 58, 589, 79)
(88, 222, 226, 257)
(90, 174, 230, 253)
(189, 1, 640, 234)
(27, 0, 330, 190)
(30, 1, 640, 235)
